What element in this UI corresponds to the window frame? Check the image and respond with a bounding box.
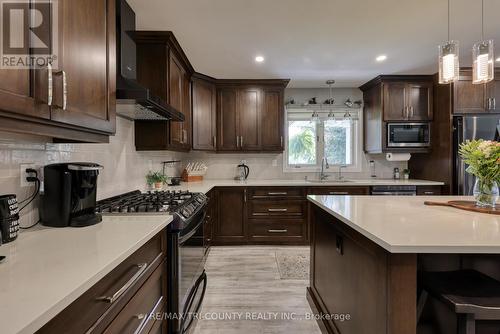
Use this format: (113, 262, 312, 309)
(283, 108, 363, 173)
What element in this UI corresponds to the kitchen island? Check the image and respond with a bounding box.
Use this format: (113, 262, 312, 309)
(307, 195, 500, 334)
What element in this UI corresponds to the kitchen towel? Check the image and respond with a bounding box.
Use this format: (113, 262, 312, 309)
(386, 153, 411, 161)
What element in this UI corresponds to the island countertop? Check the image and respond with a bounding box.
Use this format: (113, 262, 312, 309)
(308, 195, 500, 254)
(0, 215, 172, 334)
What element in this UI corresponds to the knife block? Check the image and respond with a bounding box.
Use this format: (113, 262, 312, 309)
(181, 169, 203, 182)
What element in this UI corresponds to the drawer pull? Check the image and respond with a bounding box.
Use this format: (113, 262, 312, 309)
(268, 229, 288, 233)
(133, 295, 163, 334)
(97, 263, 148, 304)
(268, 192, 288, 195)
(329, 192, 349, 195)
(268, 208, 288, 212)
(424, 191, 434, 195)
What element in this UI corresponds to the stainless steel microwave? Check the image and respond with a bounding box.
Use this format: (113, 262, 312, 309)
(387, 123, 430, 148)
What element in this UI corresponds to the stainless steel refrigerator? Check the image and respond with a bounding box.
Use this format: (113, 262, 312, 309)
(453, 115, 500, 195)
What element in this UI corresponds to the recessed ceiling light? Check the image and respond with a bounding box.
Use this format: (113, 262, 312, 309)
(255, 56, 265, 63)
(376, 55, 387, 62)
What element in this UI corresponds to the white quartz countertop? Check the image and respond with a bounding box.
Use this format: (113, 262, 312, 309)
(0, 215, 172, 334)
(162, 178, 444, 194)
(308, 195, 500, 254)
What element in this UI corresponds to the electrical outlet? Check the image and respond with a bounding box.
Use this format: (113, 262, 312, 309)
(20, 163, 36, 187)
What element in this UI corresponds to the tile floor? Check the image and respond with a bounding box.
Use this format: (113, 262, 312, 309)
(192, 246, 322, 334)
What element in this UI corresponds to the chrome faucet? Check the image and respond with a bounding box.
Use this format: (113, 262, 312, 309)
(320, 157, 330, 180)
(338, 165, 347, 181)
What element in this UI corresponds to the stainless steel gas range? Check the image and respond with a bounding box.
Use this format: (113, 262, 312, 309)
(96, 190, 208, 334)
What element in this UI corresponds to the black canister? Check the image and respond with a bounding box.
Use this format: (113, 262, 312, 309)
(0, 194, 19, 219)
(0, 214, 20, 243)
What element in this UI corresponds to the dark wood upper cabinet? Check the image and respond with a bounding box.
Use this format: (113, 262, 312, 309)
(216, 80, 288, 152)
(50, 0, 116, 134)
(238, 88, 261, 151)
(383, 81, 432, 121)
(454, 69, 500, 113)
(134, 31, 194, 152)
(261, 88, 284, 151)
(217, 88, 239, 151)
(192, 74, 217, 151)
(383, 82, 407, 121)
(0, 0, 115, 142)
(360, 75, 433, 154)
(407, 83, 433, 120)
(168, 53, 191, 150)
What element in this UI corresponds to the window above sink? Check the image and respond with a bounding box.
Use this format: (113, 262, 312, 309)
(283, 107, 363, 173)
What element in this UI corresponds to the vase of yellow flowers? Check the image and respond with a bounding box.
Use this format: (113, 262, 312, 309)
(459, 140, 500, 207)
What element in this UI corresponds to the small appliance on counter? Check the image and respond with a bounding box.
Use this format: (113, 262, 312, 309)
(40, 163, 103, 228)
(235, 161, 249, 181)
(0, 194, 19, 244)
(182, 162, 207, 182)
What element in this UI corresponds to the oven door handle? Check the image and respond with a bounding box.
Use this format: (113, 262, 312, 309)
(179, 210, 207, 245)
(181, 271, 208, 334)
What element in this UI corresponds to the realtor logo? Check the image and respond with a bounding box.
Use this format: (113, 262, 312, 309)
(1, 0, 58, 69)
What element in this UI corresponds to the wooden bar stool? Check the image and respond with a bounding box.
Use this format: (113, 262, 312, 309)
(418, 269, 500, 334)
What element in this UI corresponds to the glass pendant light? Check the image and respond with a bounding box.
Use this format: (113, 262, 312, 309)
(438, 0, 459, 84)
(472, 0, 494, 84)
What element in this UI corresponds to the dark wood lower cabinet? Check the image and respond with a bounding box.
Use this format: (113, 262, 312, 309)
(308, 204, 416, 334)
(36, 230, 167, 334)
(248, 219, 307, 244)
(214, 187, 247, 245)
(210, 185, 438, 246)
(308, 186, 370, 196)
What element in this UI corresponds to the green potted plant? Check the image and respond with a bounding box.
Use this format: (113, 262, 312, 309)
(403, 169, 410, 180)
(146, 171, 168, 190)
(459, 140, 500, 207)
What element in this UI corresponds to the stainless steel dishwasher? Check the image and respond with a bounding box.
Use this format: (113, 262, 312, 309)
(370, 185, 417, 196)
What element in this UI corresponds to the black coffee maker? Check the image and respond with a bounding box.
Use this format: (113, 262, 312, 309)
(40, 163, 103, 227)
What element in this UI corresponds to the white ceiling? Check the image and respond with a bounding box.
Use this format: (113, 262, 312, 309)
(129, 0, 500, 88)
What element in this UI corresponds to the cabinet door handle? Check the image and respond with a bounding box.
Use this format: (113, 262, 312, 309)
(280, 136, 283, 147)
(240, 136, 244, 147)
(62, 70, 67, 111)
(47, 63, 53, 106)
(410, 106, 414, 118)
(268, 208, 288, 212)
(268, 229, 288, 233)
(268, 192, 288, 195)
(213, 136, 217, 148)
(96, 263, 148, 303)
(133, 295, 163, 334)
(236, 136, 239, 148)
(329, 191, 349, 195)
(244, 189, 247, 202)
(424, 191, 434, 195)
(493, 98, 497, 110)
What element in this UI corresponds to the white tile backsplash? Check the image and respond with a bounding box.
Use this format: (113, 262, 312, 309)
(0, 114, 405, 228)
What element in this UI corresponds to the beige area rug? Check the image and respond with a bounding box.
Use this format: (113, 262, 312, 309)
(275, 251, 310, 280)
